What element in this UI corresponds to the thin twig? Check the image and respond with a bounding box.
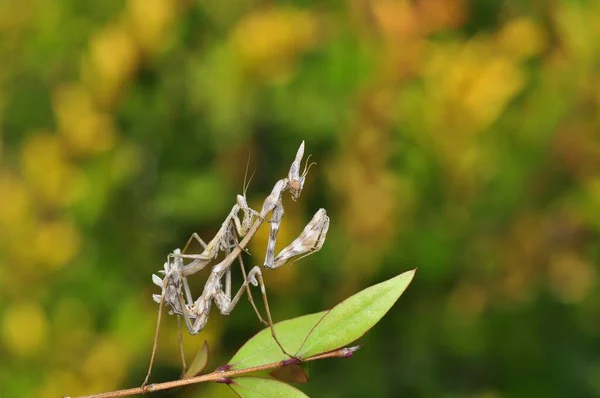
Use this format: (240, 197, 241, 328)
(66, 346, 360, 398)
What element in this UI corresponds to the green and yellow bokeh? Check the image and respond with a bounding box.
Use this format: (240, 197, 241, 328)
(1, 1, 600, 397)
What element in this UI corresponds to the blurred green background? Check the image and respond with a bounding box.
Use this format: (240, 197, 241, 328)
(1, 0, 600, 397)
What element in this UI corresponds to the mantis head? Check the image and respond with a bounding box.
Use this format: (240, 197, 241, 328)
(288, 141, 315, 201)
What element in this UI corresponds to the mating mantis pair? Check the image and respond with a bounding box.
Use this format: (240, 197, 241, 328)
(143, 142, 330, 387)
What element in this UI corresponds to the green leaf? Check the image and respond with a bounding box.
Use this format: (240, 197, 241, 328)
(229, 377, 308, 398)
(228, 311, 328, 370)
(227, 270, 415, 369)
(183, 341, 209, 379)
(297, 269, 416, 358)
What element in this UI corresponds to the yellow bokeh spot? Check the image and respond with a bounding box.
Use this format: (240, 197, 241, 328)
(424, 36, 525, 132)
(554, 3, 598, 65)
(230, 8, 317, 80)
(89, 23, 139, 105)
(497, 17, 547, 60)
(463, 56, 523, 131)
(20, 132, 85, 207)
(161, 319, 220, 366)
(547, 253, 596, 303)
(345, 173, 397, 240)
(0, 171, 33, 229)
(499, 265, 535, 305)
(450, 282, 488, 320)
(53, 84, 117, 156)
(128, 0, 176, 53)
(1, 219, 41, 272)
(82, 338, 129, 389)
(37, 370, 85, 398)
(2, 301, 48, 357)
(34, 219, 81, 270)
(586, 177, 600, 208)
(326, 127, 402, 249)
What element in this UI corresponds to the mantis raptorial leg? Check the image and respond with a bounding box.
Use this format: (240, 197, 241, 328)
(264, 200, 284, 268)
(264, 208, 330, 269)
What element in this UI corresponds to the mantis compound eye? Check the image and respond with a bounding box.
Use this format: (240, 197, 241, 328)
(287, 143, 313, 201)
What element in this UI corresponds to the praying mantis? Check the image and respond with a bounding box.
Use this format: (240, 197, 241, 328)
(143, 142, 330, 387)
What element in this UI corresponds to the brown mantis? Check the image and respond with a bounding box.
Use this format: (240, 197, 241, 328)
(143, 142, 330, 387)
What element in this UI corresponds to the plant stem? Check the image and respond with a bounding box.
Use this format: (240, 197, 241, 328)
(66, 346, 360, 398)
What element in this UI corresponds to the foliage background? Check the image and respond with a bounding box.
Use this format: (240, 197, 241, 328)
(1, 0, 600, 397)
